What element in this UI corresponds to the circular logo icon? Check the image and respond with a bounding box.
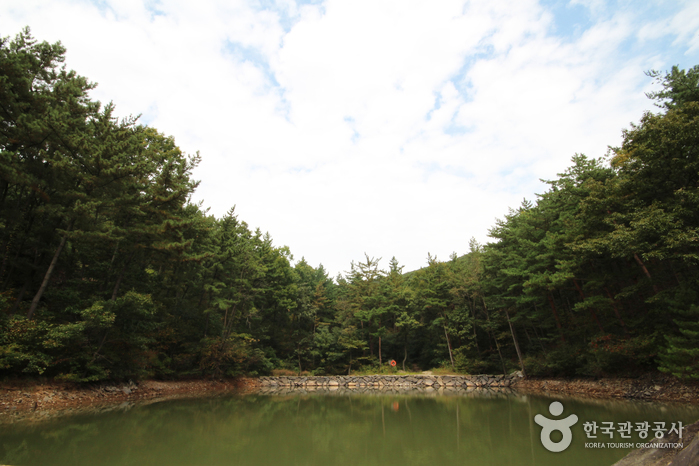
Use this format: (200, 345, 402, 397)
(534, 401, 579, 452)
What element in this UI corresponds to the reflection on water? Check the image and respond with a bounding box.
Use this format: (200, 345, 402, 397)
(1, 388, 697, 466)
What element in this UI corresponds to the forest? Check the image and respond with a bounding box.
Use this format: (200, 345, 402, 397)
(1, 28, 698, 383)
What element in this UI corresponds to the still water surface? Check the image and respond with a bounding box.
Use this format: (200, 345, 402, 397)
(1, 389, 697, 466)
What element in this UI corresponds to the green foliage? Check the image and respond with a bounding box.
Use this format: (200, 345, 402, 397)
(0, 315, 53, 375)
(523, 346, 583, 377)
(1, 27, 697, 383)
(645, 65, 699, 110)
(199, 334, 270, 377)
(453, 347, 498, 375)
(659, 305, 699, 379)
(580, 334, 658, 377)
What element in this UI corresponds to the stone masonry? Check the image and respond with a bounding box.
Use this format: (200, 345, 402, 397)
(257, 374, 519, 390)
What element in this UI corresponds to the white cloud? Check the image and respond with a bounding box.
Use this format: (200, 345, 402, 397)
(669, 1, 699, 54)
(1, 0, 697, 276)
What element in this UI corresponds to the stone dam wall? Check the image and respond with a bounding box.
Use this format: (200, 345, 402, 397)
(257, 374, 520, 391)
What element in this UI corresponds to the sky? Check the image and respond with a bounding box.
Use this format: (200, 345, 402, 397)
(2, 0, 698, 278)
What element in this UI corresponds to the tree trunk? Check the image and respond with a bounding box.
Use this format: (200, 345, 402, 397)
(604, 287, 629, 335)
(634, 253, 659, 294)
(298, 347, 302, 374)
(89, 330, 110, 365)
(378, 336, 382, 367)
(489, 327, 507, 375)
(469, 298, 481, 355)
(100, 241, 120, 292)
(111, 270, 125, 302)
(111, 250, 136, 301)
(0, 235, 12, 283)
(668, 260, 682, 287)
(547, 293, 566, 343)
(9, 281, 29, 314)
(402, 344, 407, 371)
(573, 279, 604, 333)
(481, 297, 508, 374)
(222, 307, 229, 338)
(27, 219, 74, 319)
(0, 179, 8, 205)
(443, 320, 455, 369)
(522, 325, 533, 346)
(606, 210, 659, 295)
(529, 317, 547, 352)
(504, 308, 526, 376)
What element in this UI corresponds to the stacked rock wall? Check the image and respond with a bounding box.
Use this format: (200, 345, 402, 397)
(257, 374, 519, 390)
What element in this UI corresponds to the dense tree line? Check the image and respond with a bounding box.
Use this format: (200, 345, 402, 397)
(1, 29, 698, 382)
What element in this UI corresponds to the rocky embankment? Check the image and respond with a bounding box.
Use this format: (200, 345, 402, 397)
(2, 373, 697, 424)
(252, 373, 699, 403)
(256, 373, 517, 391)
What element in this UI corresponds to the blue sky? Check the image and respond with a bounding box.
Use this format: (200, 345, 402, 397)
(2, 0, 698, 277)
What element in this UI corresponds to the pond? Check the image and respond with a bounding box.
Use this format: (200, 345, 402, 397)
(1, 389, 697, 466)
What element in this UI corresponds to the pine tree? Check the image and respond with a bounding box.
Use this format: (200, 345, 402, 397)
(659, 305, 699, 379)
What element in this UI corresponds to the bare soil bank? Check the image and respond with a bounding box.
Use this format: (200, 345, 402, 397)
(0, 378, 255, 424)
(512, 374, 699, 404)
(1, 374, 697, 424)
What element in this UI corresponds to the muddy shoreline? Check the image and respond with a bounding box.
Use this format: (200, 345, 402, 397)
(1, 374, 697, 424)
(0, 378, 254, 424)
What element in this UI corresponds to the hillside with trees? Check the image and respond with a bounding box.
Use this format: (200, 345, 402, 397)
(2, 28, 698, 382)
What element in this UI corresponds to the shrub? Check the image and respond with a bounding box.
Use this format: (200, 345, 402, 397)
(579, 334, 657, 377)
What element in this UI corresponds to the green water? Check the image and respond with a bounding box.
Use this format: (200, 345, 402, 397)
(1, 389, 697, 466)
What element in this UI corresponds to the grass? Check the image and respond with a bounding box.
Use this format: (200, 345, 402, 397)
(348, 366, 415, 376)
(430, 367, 462, 376)
(270, 369, 311, 376)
